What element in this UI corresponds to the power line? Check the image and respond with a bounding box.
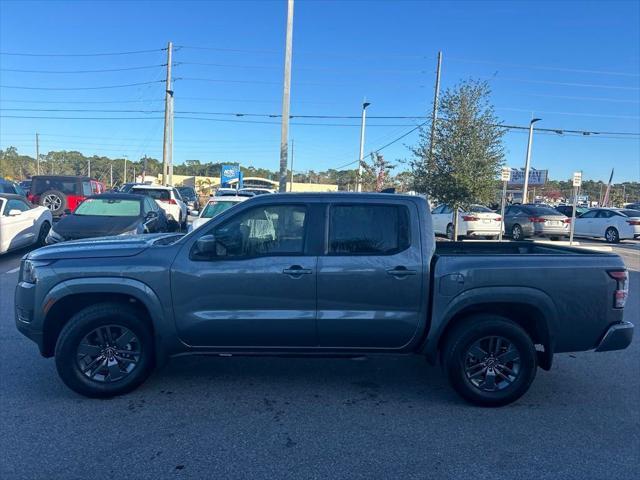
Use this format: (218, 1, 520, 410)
(0, 48, 166, 57)
(448, 56, 640, 77)
(0, 80, 165, 90)
(0, 99, 165, 105)
(520, 93, 640, 104)
(0, 64, 167, 74)
(485, 76, 640, 91)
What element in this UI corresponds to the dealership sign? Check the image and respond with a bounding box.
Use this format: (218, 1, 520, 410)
(221, 164, 243, 188)
(507, 168, 548, 186)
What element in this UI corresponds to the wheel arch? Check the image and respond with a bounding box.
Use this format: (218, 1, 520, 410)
(41, 278, 169, 364)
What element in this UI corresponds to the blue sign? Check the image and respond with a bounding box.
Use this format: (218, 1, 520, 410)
(221, 164, 240, 188)
(507, 168, 548, 186)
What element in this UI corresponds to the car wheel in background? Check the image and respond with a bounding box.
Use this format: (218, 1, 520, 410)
(605, 227, 620, 244)
(55, 303, 155, 398)
(442, 315, 537, 407)
(446, 224, 454, 240)
(37, 221, 51, 247)
(511, 224, 523, 241)
(39, 190, 67, 216)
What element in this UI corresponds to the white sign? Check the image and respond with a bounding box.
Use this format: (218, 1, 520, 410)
(501, 167, 512, 182)
(572, 171, 582, 187)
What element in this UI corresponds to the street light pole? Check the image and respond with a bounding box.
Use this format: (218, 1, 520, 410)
(522, 118, 541, 204)
(357, 100, 371, 192)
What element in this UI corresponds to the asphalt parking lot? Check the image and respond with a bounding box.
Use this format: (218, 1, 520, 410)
(0, 238, 638, 479)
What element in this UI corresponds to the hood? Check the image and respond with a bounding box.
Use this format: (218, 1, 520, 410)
(53, 215, 141, 239)
(28, 233, 179, 261)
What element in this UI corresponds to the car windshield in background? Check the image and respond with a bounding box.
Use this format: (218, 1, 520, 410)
(177, 187, 196, 199)
(74, 198, 141, 217)
(201, 200, 240, 218)
(132, 189, 170, 201)
(526, 206, 563, 216)
(469, 205, 492, 212)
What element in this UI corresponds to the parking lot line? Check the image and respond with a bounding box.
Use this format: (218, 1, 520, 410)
(5, 267, 20, 274)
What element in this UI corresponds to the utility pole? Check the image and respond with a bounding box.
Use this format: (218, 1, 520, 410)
(522, 117, 541, 204)
(278, 0, 294, 193)
(110, 163, 113, 187)
(428, 51, 442, 164)
(356, 100, 371, 192)
(168, 93, 174, 186)
(123, 155, 128, 183)
(35, 132, 40, 175)
(289, 138, 295, 192)
(87, 158, 91, 178)
(162, 41, 173, 186)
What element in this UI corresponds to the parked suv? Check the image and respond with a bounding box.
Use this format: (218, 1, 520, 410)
(130, 184, 188, 228)
(28, 175, 105, 217)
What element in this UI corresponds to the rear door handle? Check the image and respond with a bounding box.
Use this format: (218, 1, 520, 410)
(283, 265, 312, 276)
(386, 266, 417, 277)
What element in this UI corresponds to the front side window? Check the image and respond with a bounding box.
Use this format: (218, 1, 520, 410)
(579, 210, 598, 219)
(74, 198, 141, 217)
(211, 204, 307, 258)
(4, 198, 31, 215)
(329, 204, 409, 255)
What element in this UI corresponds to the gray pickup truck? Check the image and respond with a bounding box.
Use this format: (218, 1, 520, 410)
(15, 193, 634, 406)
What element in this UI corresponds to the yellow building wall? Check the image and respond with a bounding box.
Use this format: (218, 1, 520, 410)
(158, 174, 338, 193)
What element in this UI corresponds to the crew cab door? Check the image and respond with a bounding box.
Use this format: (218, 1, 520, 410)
(316, 201, 423, 349)
(574, 209, 598, 236)
(171, 202, 318, 347)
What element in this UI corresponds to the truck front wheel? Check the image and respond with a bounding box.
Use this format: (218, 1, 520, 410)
(54, 303, 155, 398)
(442, 315, 537, 407)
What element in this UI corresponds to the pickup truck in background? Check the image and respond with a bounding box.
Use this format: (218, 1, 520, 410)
(15, 193, 634, 406)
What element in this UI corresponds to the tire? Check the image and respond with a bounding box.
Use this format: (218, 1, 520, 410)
(511, 224, 524, 241)
(605, 227, 619, 244)
(442, 315, 537, 407)
(39, 190, 67, 216)
(55, 303, 155, 398)
(446, 223, 454, 240)
(36, 221, 51, 247)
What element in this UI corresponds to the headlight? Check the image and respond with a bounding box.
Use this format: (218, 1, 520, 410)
(45, 229, 65, 244)
(20, 259, 51, 284)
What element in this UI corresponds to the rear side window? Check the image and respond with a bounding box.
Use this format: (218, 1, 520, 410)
(81, 182, 92, 196)
(33, 178, 79, 195)
(132, 188, 170, 201)
(329, 204, 410, 255)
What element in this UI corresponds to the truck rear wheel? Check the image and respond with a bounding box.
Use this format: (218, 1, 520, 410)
(55, 303, 155, 398)
(442, 315, 537, 407)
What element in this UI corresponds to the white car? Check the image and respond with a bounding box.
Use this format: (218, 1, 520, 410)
(131, 185, 188, 227)
(188, 196, 250, 232)
(431, 204, 503, 239)
(0, 194, 53, 254)
(238, 187, 275, 196)
(573, 208, 640, 243)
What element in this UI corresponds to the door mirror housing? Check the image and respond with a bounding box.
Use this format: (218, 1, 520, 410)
(190, 210, 199, 217)
(145, 211, 159, 221)
(194, 234, 218, 257)
(63, 208, 72, 215)
(8, 209, 22, 216)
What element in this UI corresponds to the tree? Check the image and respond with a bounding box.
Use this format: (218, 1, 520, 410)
(411, 80, 506, 237)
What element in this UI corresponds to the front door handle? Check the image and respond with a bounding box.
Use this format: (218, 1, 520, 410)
(386, 266, 417, 277)
(283, 265, 312, 276)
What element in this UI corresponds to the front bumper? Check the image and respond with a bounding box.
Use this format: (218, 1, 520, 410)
(595, 321, 634, 352)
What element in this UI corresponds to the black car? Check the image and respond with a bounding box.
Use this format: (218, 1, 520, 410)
(45, 193, 172, 244)
(555, 205, 590, 218)
(177, 186, 200, 212)
(0, 178, 27, 197)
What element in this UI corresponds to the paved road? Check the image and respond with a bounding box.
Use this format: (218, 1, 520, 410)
(0, 240, 638, 479)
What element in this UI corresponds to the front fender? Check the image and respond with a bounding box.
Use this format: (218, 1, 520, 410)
(43, 277, 173, 364)
(423, 286, 558, 362)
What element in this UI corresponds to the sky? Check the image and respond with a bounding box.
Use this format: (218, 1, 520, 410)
(0, 0, 639, 183)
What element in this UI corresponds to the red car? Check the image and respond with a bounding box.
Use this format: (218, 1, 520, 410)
(28, 175, 105, 217)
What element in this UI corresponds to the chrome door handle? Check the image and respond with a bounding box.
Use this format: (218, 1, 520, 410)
(386, 266, 417, 277)
(283, 266, 312, 276)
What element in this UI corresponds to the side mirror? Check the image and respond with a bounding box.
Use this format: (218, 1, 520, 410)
(145, 211, 159, 221)
(167, 219, 180, 232)
(190, 210, 199, 217)
(8, 209, 22, 216)
(64, 208, 72, 215)
(195, 234, 218, 257)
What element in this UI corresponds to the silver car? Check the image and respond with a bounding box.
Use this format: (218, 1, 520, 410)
(504, 204, 570, 240)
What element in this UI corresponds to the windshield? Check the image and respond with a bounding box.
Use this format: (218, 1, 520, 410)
(201, 200, 240, 218)
(131, 188, 170, 200)
(177, 187, 195, 198)
(74, 198, 141, 217)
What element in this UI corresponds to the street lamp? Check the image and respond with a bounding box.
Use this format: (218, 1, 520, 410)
(357, 100, 371, 192)
(522, 118, 541, 204)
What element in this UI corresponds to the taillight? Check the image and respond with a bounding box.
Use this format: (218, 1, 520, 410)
(162, 198, 177, 205)
(563, 218, 571, 224)
(494, 217, 501, 221)
(627, 220, 640, 226)
(462, 215, 479, 221)
(608, 270, 629, 309)
(528, 217, 546, 223)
